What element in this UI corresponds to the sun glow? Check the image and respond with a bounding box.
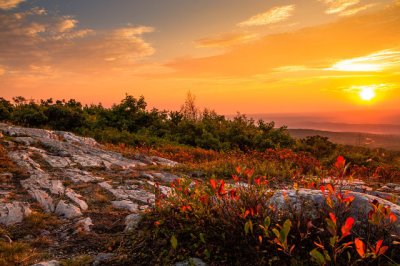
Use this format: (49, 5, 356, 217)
(359, 87, 376, 101)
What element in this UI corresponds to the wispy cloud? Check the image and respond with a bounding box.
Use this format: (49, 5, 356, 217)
(195, 32, 258, 48)
(238, 5, 295, 27)
(0, 0, 24, 10)
(319, 0, 360, 14)
(338, 3, 378, 16)
(328, 49, 400, 72)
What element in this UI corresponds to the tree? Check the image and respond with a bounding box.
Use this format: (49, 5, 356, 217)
(180, 91, 199, 121)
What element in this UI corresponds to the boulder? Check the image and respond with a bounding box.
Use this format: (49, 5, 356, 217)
(0, 202, 31, 225)
(55, 200, 82, 219)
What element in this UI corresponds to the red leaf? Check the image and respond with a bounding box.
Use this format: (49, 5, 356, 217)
(335, 156, 346, 168)
(218, 180, 226, 196)
(210, 179, 217, 190)
(355, 238, 366, 258)
(329, 212, 337, 225)
(375, 239, 383, 254)
(389, 213, 397, 223)
(326, 184, 335, 194)
(378, 246, 389, 256)
(341, 217, 354, 237)
(236, 166, 242, 174)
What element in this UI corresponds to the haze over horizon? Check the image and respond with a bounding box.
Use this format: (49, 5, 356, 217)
(1, 0, 400, 122)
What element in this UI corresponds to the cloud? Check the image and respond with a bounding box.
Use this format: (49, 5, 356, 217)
(238, 5, 295, 27)
(56, 17, 78, 33)
(338, 3, 378, 16)
(319, 0, 360, 14)
(195, 32, 258, 48)
(0, 8, 155, 74)
(0, 0, 24, 10)
(167, 4, 400, 77)
(328, 49, 400, 72)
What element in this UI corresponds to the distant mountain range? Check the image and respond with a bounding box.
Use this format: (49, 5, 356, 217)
(233, 110, 400, 150)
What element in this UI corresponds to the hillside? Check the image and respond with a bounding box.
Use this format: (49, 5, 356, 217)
(1, 124, 400, 265)
(289, 129, 400, 151)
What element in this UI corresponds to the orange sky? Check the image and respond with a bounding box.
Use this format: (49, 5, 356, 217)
(0, 0, 399, 116)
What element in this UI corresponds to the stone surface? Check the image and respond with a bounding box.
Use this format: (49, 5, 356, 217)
(55, 200, 82, 219)
(65, 188, 88, 211)
(268, 189, 400, 231)
(76, 217, 93, 232)
(175, 258, 207, 266)
(92, 253, 115, 266)
(125, 213, 142, 232)
(0, 202, 31, 225)
(112, 200, 139, 212)
(32, 260, 60, 266)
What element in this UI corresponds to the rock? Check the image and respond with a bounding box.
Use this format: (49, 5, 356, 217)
(76, 217, 93, 232)
(139, 172, 154, 180)
(28, 189, 55, 212)
(268, 189, 400, 231)
(65, 188, 88, 211)
(124, 189, 155, 204)
(112, 200, 139, 212)
(41, 153, 71, 168)
(32, 260, 60, 266)
(13, 137, 36, 146)
(63, 168, 102, 183)
(175, 258, 207, 266)
(55, 200, 82, 219)
(0, 202, 31, 225)
(385, 183, 399, 189)
(92, 253, 115, 266)
(150, 156, 178, 167)
(152, 172, 180, 183)
(125, 213, 142, 232)
(99, 182, 129, 199)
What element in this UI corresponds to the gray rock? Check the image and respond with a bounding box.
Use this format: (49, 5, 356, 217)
(28, 189, 55, 212)
(111, 200, 139, 212)
(150, 156, 178, 167)
(32, 260, 60, 266)
(268, 189, 400, 231)
(0, 202, 31, 225)
(125, 213, 142, 232)
(152, 172, 180, 183)
(175, 258, 207, 266)
(55, 200, 82, 219)
(65, 188, 88, 211)
(13, 137, 36, 146)
(92, 253, 115, 266)
(76, 217, 93, 232)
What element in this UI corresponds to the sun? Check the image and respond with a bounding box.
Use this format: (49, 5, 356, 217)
(359, 87, 376, 101)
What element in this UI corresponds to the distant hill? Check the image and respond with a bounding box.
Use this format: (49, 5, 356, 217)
(289, 129, 400, 151)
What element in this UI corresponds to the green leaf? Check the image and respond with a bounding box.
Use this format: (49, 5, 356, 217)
(310, 249, 326, 265)
(281, 219, 291, 240)
(170, 235, 178, 250)
(264, 216, 271, 228)
(199, 233, 206, 244)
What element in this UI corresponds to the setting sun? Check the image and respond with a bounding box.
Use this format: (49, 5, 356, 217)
(359, 87, 376, 101)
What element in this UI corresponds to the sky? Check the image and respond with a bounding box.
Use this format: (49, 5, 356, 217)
(0, 0, 399, 118)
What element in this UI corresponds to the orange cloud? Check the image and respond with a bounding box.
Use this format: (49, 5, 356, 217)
(338, 3, 378, 16)
(0, 0, 24, 10)
(318, 0, 360, 14)
(168, 4, 400, 77)
(237, 5, 295, 27)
